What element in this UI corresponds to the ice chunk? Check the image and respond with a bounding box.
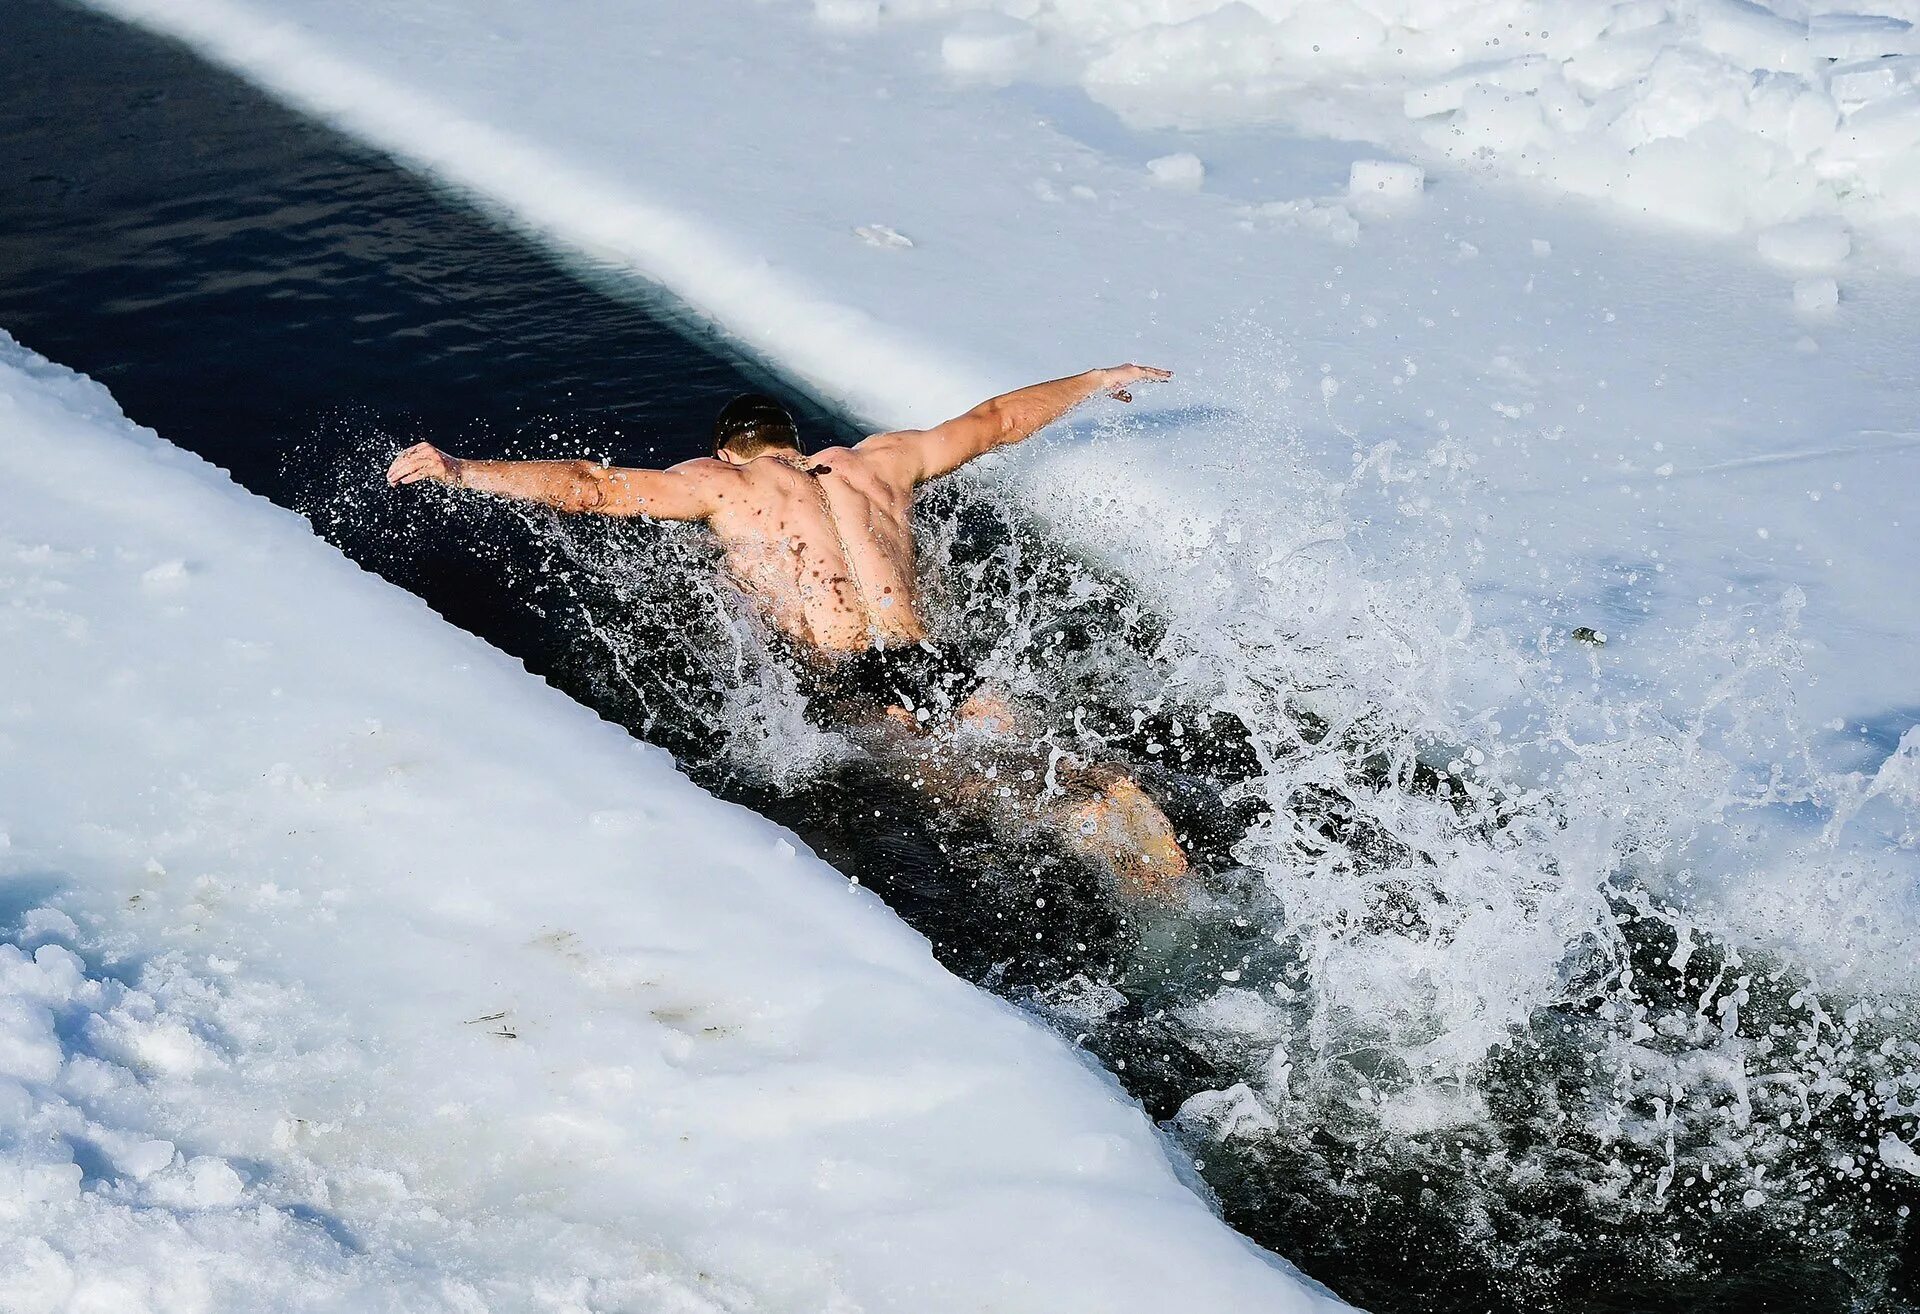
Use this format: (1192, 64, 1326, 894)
(0, 1000, 60, 1084)
(1792, 277, 1840, 313)
(1828, 55, 1920, 103)
(113, 1138, 177, 1181)
(1348, 159, 1424, 208)
(1177, 1083, 1279, 1141)
(1809, 13, 1918, 61)
(0, 1161, 81, 1217)
(1694, 0, 1816, 75)
(1880, 1133, 1920, 1177)
(1756, 218, 1851, 269)
(147, 1156, 246, 1209)
(940, 14, 1037, 81)
(1147, 152, 1205, 190)
(1829, 88, 1920, 160)
(16, 909, 78, 947)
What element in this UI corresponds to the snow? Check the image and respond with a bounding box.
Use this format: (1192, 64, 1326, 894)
(1793, 273, 1842, 310)
(1758, 216, 1854, 268)
(41, 0, 1920, 1293)
(1346, 159, 1424, 207)
(0, 333, 1344, 1308)
(910, 0, 1920, 257)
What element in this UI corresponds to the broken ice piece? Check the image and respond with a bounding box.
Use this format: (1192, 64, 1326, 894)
(1147, 153, 1205, 190)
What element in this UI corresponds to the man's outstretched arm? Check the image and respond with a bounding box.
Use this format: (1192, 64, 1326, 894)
(859, 364, 1171, 485)
(385, 443, 726, 521)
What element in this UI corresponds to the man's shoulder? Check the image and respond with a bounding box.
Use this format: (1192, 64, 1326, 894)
(664, 455, 742, 480)
(831, 440, 920, 488)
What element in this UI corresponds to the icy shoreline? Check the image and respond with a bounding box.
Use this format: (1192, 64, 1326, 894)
(0, 332, 1344, 1309)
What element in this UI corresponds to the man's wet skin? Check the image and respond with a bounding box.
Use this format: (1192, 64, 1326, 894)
(387, 364, 1187, 895)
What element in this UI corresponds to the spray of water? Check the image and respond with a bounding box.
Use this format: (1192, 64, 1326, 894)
(295, 363, 1919, 1309)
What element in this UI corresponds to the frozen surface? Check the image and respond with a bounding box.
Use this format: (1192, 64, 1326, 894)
(49, 0, 1920, 1297)
(835, 0, 1920, 260)
(0, 333, 1342, 1309)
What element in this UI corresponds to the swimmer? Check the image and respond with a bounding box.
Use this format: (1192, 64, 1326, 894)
(387, 365, 1185, 895)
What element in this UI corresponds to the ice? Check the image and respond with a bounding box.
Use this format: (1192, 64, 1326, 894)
(746, 0, 1920, 246)
(939, 13, 1036, 81)
(1793, 274, 1841, 311)
(147, 1157, 248, 1209)
(42, 0, 1920, 1298)
(1146, 151, 1204, 189)
(1809, 12, 1919, 60)
(1828, 87, 1920, 161)
(1880, 1132, 1920, 1176)
(1830, 55, 1920, 104)
(1694, 0, 1816, 76)
(1757, 217, 1853, 268)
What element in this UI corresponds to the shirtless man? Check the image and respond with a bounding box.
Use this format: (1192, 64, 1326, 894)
(386, 364, 1185, 892)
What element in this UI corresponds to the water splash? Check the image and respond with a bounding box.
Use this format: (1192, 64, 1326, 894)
(292, 384, 1919, 1310)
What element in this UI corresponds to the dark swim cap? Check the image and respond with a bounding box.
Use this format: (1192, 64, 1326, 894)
(712, 394, 803, 458)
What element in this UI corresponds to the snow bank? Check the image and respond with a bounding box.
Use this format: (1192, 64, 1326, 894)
(853, 0, 1920, 256)
(0, 332, 1345, 1309)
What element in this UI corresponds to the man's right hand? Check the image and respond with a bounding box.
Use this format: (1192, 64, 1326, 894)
(1100, 363, 1173, 404)
(387, 442, 464, 488)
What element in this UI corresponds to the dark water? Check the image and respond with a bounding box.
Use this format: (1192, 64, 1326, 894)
(5, 4, 1915, 1311)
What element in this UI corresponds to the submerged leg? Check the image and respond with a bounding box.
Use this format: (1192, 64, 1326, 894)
(1057, 763, 1190, 901)
(858, 684, 1191, 899)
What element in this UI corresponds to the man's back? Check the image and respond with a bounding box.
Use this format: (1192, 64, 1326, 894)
(703, 447, 925, 654)
(385, 364, 1170, 661)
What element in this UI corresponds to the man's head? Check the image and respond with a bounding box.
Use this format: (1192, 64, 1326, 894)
(712, 394, 803, 463)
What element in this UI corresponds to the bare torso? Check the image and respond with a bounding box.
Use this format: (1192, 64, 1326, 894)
(702, 446, 926, 653)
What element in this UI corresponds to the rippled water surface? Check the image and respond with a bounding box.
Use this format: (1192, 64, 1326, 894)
(5, 3, 1916, 1310)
